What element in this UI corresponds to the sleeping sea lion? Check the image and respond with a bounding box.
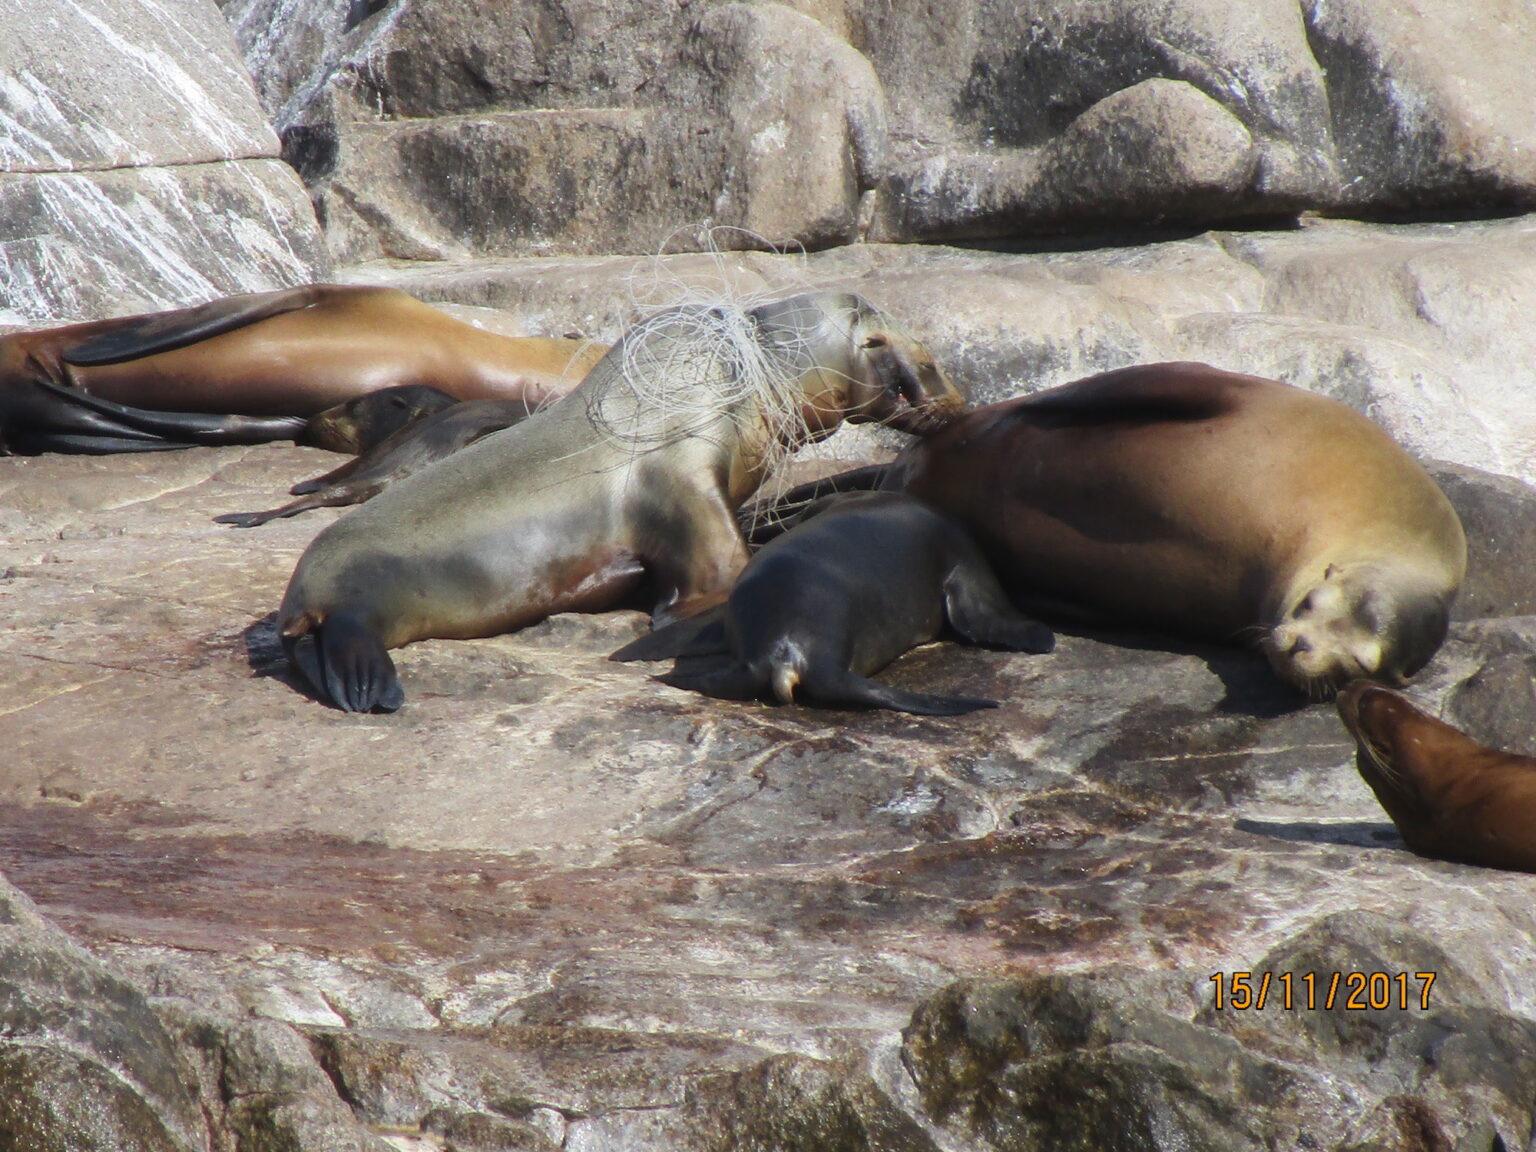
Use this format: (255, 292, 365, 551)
(0, 285, 603, 453)
(297, 384, 460, 454)
(751, 363, 1465, 696)
(1337, 681, 1536, 872)
(276, 291, 965, 712)
(217, 398, 536, 528)
(612, 491, 1054, 714)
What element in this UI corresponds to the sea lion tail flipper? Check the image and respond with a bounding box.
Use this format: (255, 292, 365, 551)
(943, 566, 1055, 653)
(29, 379, 307, 446)
(804, 669, 998, 716)
(285, 611, 403, 713)
(60, 286, 325, 366)
(657, 661, 763, 701)
(611, 608, 729, 662)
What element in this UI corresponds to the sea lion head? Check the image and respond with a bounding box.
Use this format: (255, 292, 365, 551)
(838, 296, 966, 435)
(1335, 680, 1436, 812)
(299, 384, 459, 454)
(1266, 563, 1452, 698)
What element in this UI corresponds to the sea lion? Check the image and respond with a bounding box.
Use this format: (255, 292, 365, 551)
(217, 398, 535, 528)
(277, 291, 965, 712)
(297, 384, 460, 454)
(1337, 681, 1536, 872)
(611, 491, 1054, 714)
(752, 363, 1466, 696)
(0, 285, 603, 453)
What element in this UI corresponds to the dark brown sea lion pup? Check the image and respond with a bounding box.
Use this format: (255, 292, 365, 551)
(753, 363, 1466, 697)
(297, 384, 460, 454)
(277, 292, 965, 712)
(218, 398, 536, 528)
(612, 491, 1054, 714)
(1338, 681, 1536, 872)
(0, 285, 603, 453)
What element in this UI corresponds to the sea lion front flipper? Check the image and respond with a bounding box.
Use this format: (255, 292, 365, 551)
(738, 464, 892, 546)
(284, 611, 402, 713)
(943, 564, 1055, 654)
(610, 607, 729, 662)
(60, 286, 327, 366)
(801, 668, 998, 716)
(657, 661, 764, 701)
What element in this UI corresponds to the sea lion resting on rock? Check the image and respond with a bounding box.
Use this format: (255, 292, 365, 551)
(277, 291, 965, 712)
(755, 363, 1465, 696)
(0, 285, 602, 453)
(1338, 681, 1536, 872)
(612, 491, 1054, 714)
(297, 384, 460, 454)
(218, 398, 537, 528)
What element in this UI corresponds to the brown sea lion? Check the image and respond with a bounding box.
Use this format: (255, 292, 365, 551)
(753, 363, 1466, 696)
(276, 291, 965, 712)
(612, 491, 1054, 714)
(1338, 681, 1536, 872)
(0, 285, 603, 453)
(297, 384, 460, 454)
(218, 398, 535, 528)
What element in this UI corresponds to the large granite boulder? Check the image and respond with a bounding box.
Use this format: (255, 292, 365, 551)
(0, 0, 326, 323)
(220, 0, 1536, 258)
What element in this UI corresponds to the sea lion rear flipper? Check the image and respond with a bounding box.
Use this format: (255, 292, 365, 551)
(284, 611, 402, 713)
(28, 378, 307, 446)
(611, 607, 729, 662)
(802, 669, 997, 716)
(943, 565, 1055, 654)
(60, 286, 327, 366)
(1017, 363, 1236, 426)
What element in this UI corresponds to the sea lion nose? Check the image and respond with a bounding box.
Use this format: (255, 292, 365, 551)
(1289, 637, 1313, 656)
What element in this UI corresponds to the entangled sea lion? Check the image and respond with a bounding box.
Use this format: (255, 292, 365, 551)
(612, 491, 1054, 714)
(1338, 681, 1536, 872)
(752, 363, 1466, 696)
(276, 291, 965, 712)
(0, 285, 603, 453)
(218, 398, 536, 528)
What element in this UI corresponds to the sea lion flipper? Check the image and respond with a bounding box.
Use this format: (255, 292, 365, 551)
(802, 669, 998, 716)
(610, 608, 728, 662)
(27, 378, 307, 446)
(657, 661, 762, 700)
(739, 464, 892, 546)
(60, 286, 326, 367)
(293, 611, 402, 713)
(943, 565, 1055, 654)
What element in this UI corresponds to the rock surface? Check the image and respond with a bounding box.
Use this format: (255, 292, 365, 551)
(1, 406, 1534, 1148)
(0, 0, 326, 323)
(220, 0, 1536, 260)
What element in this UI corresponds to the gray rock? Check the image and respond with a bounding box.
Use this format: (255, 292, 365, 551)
(0, 877, 203, 1152)
(0, 0, 276, 172)
(1428, 462, 1536, 622)
(0, 161, 328, 324)
(226, 0, 1536, 253)
(0, 0, 327, 322)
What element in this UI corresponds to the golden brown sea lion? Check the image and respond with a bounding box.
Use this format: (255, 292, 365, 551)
(276, 292, 965, 712)
(612, 491, 1054, 715)
(754, 363, 1466, 695)
(0, 285, 603, 453)
(1338, 681, 1536, 872)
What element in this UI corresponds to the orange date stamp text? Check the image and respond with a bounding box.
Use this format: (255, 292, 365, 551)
(1209, 970, 1436, 1011)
